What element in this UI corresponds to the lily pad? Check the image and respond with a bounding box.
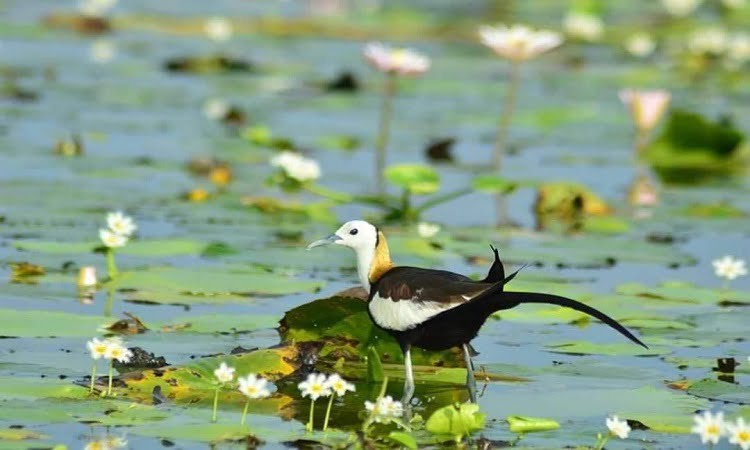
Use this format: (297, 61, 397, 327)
(13, 239, 207, 256)
(545, 341, 667, 356)
(0, 309, 111, 338)
(615, 281, 750, 306)
(385, 164, 440, 195)
(507, 415, 560, 433)
(425, 403, 485, 442)
(686, 379, 750, 405)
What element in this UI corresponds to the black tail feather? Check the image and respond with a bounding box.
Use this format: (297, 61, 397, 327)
(497, 291, 648, 349)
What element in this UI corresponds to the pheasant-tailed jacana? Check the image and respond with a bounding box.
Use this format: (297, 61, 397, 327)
(307, 220, 647, 404)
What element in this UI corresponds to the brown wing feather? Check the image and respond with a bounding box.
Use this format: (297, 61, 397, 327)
(373, 267, 492, 304)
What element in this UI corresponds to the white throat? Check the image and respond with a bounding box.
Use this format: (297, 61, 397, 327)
(355, 244, 375, 292)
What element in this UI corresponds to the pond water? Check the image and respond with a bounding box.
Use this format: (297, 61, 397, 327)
(1, 1, 749, 449)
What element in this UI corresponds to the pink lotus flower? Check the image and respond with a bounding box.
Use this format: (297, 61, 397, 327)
(363, 43, 430, 77)
(619, 89, 671, 132)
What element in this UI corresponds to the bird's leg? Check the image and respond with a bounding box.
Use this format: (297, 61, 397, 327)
(402, 345, 415, 405)
(463, 343, 477, 403)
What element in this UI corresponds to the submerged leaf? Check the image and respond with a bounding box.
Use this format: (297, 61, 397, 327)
(506, 415, 560, 433)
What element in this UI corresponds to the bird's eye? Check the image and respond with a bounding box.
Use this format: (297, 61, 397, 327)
(349, 228, 358, 236)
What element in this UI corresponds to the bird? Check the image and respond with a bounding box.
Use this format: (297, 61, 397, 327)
(307, 220, 647, 404)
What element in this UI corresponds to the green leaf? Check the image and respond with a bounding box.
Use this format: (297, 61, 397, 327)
(471, 175, 517, 194)
(134, 423, 252, 443)
(367, 346, 385, 383)
(686, 379, 750, 404)
(0, 429, 47, 441)
(425, 403, 485, 441)
(545, 341, 668, 356)
(156, 314, 279, 334)
(385, 164, 440, 195)
(506, 415, 560, 434)
(615, 281, 750, 306)
(387, 431, 417, 449)
(13, 239, 206, 256)
(0, 309, 111, 338)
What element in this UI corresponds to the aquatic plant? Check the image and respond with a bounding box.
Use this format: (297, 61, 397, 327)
(362, 42, 430, 195)
(727, 417, 750, 450)
(563, 11, 604, 42)
(416, 222, 440, 239)
(237, 374, 272, 426)
(691, 411, 726, 445)
(322, 373, 355, 431)
(98, 211, 137, 279)
(594, 415, 631, 449)
(298, 373, 331, 432)
(212, 362, 235, 422)
(88, 336, 131, 396)
(712, 255, 747, 288)
(662, 0, 703, 17)
(619, 89, 671, 151)
(204, 17, 232, 43)
(625, 32, 656, 58)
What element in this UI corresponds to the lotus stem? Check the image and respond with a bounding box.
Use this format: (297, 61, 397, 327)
(89, 363, 96, 393)
(105, 249, 118, 279)
(241, 399, 250, 426)
(104, 286, 114, 317)
(375, 74, 396, 196)
(494, 61, 522, 172)
(211, 387, 220, 423)
(106, 360, 113, 396)
(307, 399, 315, 432)
(323, 393, 335, 431)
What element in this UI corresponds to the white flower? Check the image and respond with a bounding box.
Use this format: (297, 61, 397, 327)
(79, 0, 117, 17)
(87, 337, 109, 360)
(270, 151, 321, 183)
(103, 339, 132, 363)
(606, 415, 631, 439)
(661, 0, 702, 16)
(619, 89, 671, 132)
(214, 362, 235, 384)
(99, 229, 128, 248)
(712, 256, 748, 281)
(417, 222, 440, 239)
(728, 417, 750, 450)
(106, 211, 137, 237)
(325, 373, 355, 397)
(563, 12, 604, 42)
(298, 373, 331, 400)
(90, 39, 115, 64)
(362, 42, 431, 77)
(721, 0, 746, 9)
(78, 266, 98, 288)
(205, 17, 233, 43)
(688, 27, 728, 55)
(365, 395, 403, 422)
(85, 435, 126, 450)
(625, 33, 656, 57)
(691, 411, 725, 445)
(203, 98, 229, 121)
(238, 374, 272, 399)
(478, 24, 563, 62)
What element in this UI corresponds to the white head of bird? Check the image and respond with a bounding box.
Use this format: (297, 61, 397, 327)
(307, 220, 392, 291)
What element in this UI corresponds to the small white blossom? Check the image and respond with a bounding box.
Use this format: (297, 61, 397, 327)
(90, 39, 115, 64)
(363, 42, 430, 77)
(238, 374, 272, 399)
(203, 98, 229, 121)
(79, 0, 117, 17)
(205, 17, 233, 43)
(104, 340, 132, 363)
(298, 373, 331, 400)
(619, 89, 671, 132)
(99, 229, 128, 248)
(625, 33, 656, 58)
(365, 395, 403, 422)
(661, 0, 702, 16)
(270, 151, 321, 183)
(78, 266, 98, 288)
(417, 222, 440, 239)
(691, 411, 725, 445)
(606, 415, 631, 439)
(712, 255, 747, 281)
(214, 362, 235, 384)
(563, 12, 604, 42)
(106, 211, 137, 237)
(478, 24, 563, 62)
(325, 373, 355, 397)
(87, 337, 109, 360)
(727, 33, 750, 66)
(688, 27, 728, 55)
(728, 417, 750, 450)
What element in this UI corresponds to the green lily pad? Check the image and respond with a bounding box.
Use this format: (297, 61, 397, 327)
(134, 423, 252, 443)
(13, 239, 206, 256)
(385, 164, 440, 195)
(425, 403, 485, 441)
(279, 296, 464, 367)
(545, 341, 667, 356)
(472, 175, 517, 194)
(615, 281, 750, 306)
(686, 379, 750, 404)
(0, 309, 111, 338)
(507, 415, 560, 433)
(156, 314, 280, 334)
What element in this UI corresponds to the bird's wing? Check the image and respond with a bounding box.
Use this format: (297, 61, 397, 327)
(368, 267, 494, 331)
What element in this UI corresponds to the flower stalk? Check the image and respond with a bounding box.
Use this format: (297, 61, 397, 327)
(211, 387, 220, 423)
(105, 249, 118, 279)
(375, 74, 396, 196)
(90, 363, 97, 393)
(107, 360, 114, 396)
(323, 394, 335, 431)
(494, 61, 521, 172)
(241, 399, 250, 426)
(307, 399, 315, 432)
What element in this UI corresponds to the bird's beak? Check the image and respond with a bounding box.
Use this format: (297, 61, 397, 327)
(306, 234, 342, 250)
